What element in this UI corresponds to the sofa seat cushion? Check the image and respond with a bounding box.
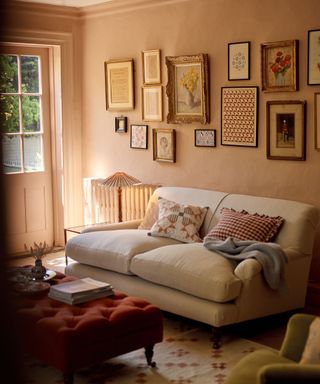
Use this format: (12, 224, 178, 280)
(130, 243, 242, 303)
(65, 229, 181, 275)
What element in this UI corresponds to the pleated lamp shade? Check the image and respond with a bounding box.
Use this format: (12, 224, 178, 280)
(100, 172, 141, 222)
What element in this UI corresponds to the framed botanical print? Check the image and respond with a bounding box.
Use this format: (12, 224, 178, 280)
(308, 29, 320, 85)
(142, 49, 161, 84)
(142, 85, 162, 121)
(166, 53, 209, 124)
(261, 40, 298, 92)
(153, 128, 176, 162)
(194, 129, 216, 147)
(105, 58, 134, 110)
(228, 41, 250, 80)
(221, 86, 259, 147)
(266, 100, 306, 160)
(130, 124, 148, 149)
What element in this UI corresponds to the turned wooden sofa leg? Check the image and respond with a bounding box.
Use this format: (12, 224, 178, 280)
(63, 372, 74, 384)
(145, 345, 156, 367)
(212, 326, 222, 349)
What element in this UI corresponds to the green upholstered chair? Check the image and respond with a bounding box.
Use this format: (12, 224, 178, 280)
(225, 313, 320, 384)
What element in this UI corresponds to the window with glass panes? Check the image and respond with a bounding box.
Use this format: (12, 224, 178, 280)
(0, 54, 44, 174)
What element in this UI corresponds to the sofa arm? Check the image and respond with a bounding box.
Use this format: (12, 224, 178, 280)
(280, 313, 316, 362)
(258, 363, 320, 384)
(80, 219, 142, 233)
(234, 258, 262, 281)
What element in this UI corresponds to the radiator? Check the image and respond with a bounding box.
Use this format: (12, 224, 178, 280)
(83, 178, 158, 224)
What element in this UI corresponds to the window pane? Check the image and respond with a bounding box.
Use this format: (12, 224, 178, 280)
(2, 135, 22, 173)
(23, 134, 43, 172)
(22, 95, 40, 132)
(0, 95, 20, 133)
(0, 54, 18, 93)
(21, 56, 39, 93)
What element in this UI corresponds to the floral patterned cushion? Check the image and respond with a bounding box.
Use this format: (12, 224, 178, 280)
(300, 317, 320, 364)
(148, 198, 208, 243)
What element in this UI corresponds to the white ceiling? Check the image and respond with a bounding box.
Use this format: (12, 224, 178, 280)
(16, 0, 113, 7)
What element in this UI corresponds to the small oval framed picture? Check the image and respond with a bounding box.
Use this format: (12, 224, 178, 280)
(194, 129, 216, 147)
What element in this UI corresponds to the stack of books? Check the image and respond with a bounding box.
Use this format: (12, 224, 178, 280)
(48, 277, 114, 305)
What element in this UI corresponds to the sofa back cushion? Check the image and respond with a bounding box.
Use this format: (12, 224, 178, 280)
(214, 194, 319, 256)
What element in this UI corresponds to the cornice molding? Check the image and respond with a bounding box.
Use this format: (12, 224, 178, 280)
(79, 0, 191, 19)
(5, 1, 80, 20)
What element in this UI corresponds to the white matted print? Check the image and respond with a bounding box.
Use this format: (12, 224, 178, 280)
(194, 129, 216, 147)
(228, 41, 250, 80)
(142, 85, 162, 121)
(142, 49, 161, 84)
(221, 86, 258, 147)
(130, 124, 148, 149)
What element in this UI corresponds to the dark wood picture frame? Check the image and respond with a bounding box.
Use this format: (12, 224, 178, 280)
(130, 124, 148, 149)
(228, 41, 250, 81)
(115, 116, 127, 133)
(267, 100, 306, 161)
(194, 129, 216, 147)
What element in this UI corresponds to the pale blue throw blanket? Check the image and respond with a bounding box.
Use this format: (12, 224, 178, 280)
(203, 236, 288, 290)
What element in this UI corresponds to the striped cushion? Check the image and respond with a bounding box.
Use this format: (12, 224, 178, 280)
(207, 207, 284, 242)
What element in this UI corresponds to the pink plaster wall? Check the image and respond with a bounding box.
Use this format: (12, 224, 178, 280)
(81, 0, 320, 276)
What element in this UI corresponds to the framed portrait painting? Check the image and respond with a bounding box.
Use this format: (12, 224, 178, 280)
(228, 41, 250, 80)
(166, 53, 209, 124)
(130, 124, 148, 149)
(261, 40, 298, 92)
(153, 128, 176, 162)
(221, 86, 259, 147)
(105, 58, 134, 111)
(266, 100, 306, 161)
(308, 29, 320, 85)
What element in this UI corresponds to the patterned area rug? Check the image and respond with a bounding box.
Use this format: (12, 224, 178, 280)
(22, 314, 273, 384)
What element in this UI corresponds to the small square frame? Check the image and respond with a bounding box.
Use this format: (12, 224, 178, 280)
(153, 128, 176, 163)
(267, 100, 306, 161)
(115, 116, 127, 133)
(261, 40, 298, 92)
(194, 129, 216, 147)
(142, 49, 161, 84)
(315, 93, 320, 150)
(130, 124, 148, 149)
(221, 86, 259, 147)
(228, 41, 250, 80)
(308, 29, 320, 85)
(142, 85, 163, 121)
(105, 58, 134, 111)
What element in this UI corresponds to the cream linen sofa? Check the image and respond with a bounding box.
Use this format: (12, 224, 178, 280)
(65, 186, 319, 330)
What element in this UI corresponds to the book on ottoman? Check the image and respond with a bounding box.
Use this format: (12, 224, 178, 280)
(48, 277, 114, 305)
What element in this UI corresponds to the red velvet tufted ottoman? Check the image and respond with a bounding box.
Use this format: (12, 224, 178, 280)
(15, 275, 163, 384)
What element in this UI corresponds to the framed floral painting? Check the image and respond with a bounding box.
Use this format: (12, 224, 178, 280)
(261, 40, 298, 92)
(266, 100, 306, 160)
(165, 54, 209, 124)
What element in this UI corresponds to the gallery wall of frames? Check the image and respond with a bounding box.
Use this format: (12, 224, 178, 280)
(105, 30, 320, 163)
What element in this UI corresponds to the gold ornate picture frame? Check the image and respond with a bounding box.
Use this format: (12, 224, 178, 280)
(166, 53, 209, 124)
(261, 40, 298, 92)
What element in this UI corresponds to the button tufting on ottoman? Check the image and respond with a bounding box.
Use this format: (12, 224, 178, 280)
(15, 276, 163, 384)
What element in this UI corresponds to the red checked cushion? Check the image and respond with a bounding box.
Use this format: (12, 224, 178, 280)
(207, 207, 284, 242)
